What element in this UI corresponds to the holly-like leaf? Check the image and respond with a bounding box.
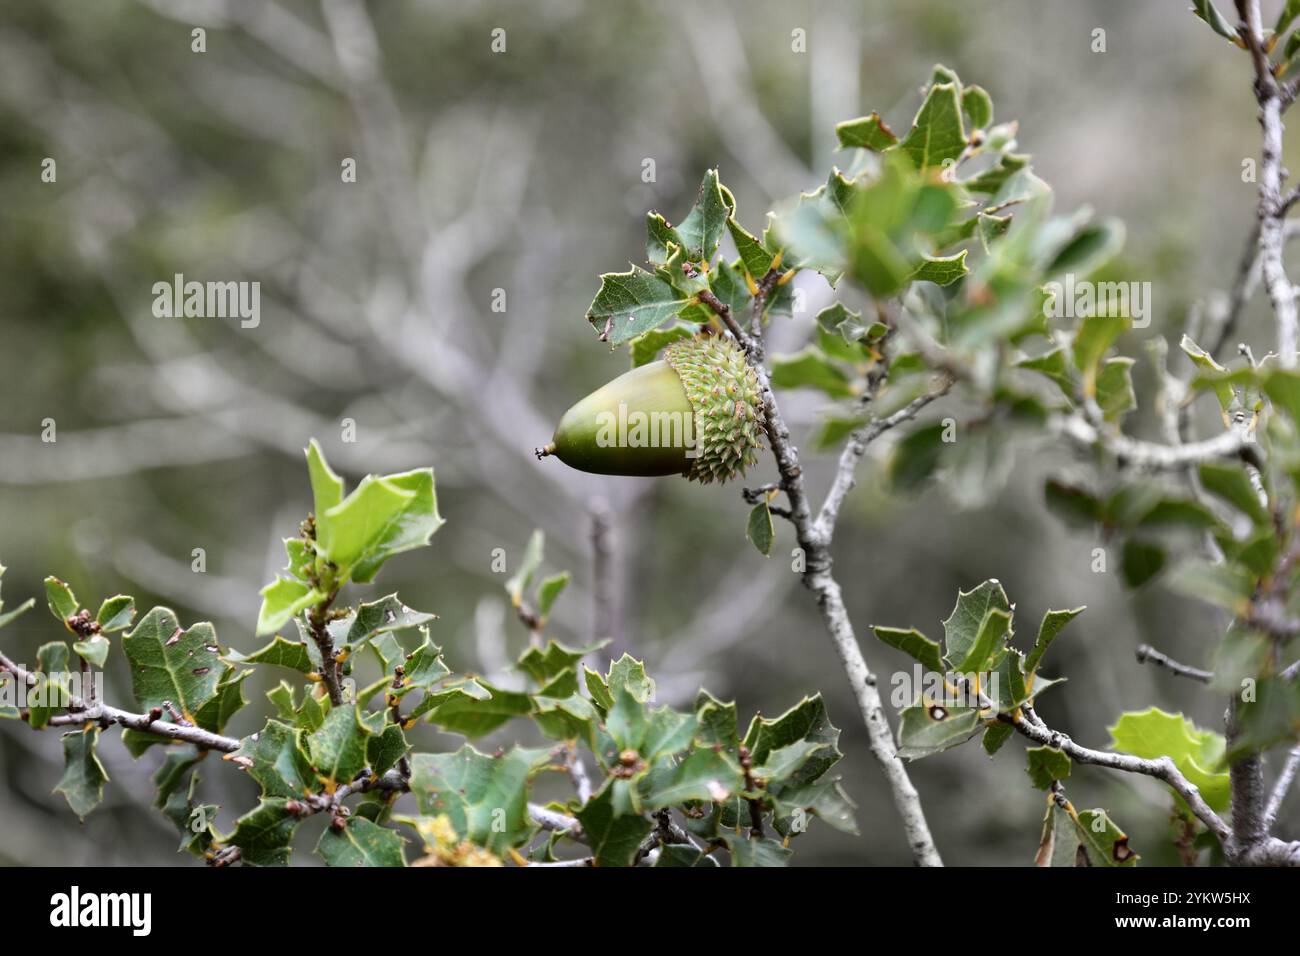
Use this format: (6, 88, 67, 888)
(337, 594, 437, 646)
(121, 608, 222, 724)
(55, 725, 108, 820)
(909, 250, 968, 286)
(29, 641, 71, 730)
(1095, 357, 1136, 422)
(423, 681, 532, 737)
(536, 572, 570, 618)
(897, 81, 967, 171)
(962, 85, 994, 129)
(72, 635, 110, 669)
(316, 817, 406, 867)
(1035, 800, 1082, 867)
(1108, 707, 1229, 812)
(726, 217, 775, 279)
(306, 439, 345, 518)
(721, 833, 793, 867)
(942, 580, 1012, 668)
(227, 799, 300, 867)
(953, 607, 1011, 673)
(1190, 0, 1241, 41)
(674, 168, 733, 263)
(835, 112, 898, 151)
(307, 705, 371, 789)
(316, 468, 443, 585)
(256, 578, 323, 637)
(1023, 606, 1084, 677)
(233, 719, 315, 799)
(576, 784, 653, 867)
(230, 635, 315, 674)
(586, 265, 693, 345)
(896, 703, 981, 759)
(410, 745, 554, 854)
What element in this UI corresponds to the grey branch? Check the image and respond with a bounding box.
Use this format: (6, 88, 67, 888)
(1264, 744, 1300, 832)
(1010, 712, 1232, 845)
(1134, 644, 1213, 683)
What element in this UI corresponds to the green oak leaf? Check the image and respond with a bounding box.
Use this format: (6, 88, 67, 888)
(307, 705, 371, 788)
(897, 81, 966, 171)
(410, 745, 554, 854)
(586, 265, 693, 345)
(55, 725, 108, 820)
(121, 608, 222, 724)
(576, 784, 653, 867)
(316, 817, 406, 867)
(1108, 707, 1230, 812)
(227, 799, 300, 867)
(233, 719, 315, 799)
(873, 626, 945, 674)
(942, 580, 1012, 668)
(316, 467, 443, 585)
(95, 595, 135, 632)
(1025, 745, 1071, 790)
(835, 112, 899, 150)
(746, 501, 775, 556)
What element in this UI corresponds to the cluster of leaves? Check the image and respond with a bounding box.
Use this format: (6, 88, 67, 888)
(0, 444, 855, 866)
(874, 580, 1233, 866)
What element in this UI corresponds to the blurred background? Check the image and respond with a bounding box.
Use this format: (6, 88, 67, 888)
(0, 0, 1294, 865)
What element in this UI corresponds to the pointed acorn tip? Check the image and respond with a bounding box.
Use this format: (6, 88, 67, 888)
(535, 443, 556, 461)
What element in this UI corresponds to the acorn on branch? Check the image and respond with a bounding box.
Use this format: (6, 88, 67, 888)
(536, 336, 765, 483)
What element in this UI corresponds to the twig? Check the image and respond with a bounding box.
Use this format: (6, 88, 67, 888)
(1007, 712, 1232, 845)
(1134, 644, 1214, 683)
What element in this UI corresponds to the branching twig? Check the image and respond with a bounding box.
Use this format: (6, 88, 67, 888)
(1134, 644, 1214, 683)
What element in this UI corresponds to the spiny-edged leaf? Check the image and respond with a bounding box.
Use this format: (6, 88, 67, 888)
(897, 703, 981, 759)
(721, 833, 793, 867)
(1108, 707, 1230, 812)
(536, 572, 570, 618)
(942, 580, 1012, 668)
(1166, 559, 1255, 615)
(835, 112, 899, 150)
(695, 690, 739, 751)
(505, 530, 544, 607)
(1197, 460, 1269, 525)
(54, 725, 108, 820)
(317, 467, 443, 584)
(419, 677, 528, 736)
(629, 324, 695, 368)
(605, 654, 656, 702)
(232, 719, 315, 799)
(1025, 746, 1071, 790)
(604, 685, 696, 761)
(518, 639, 599, 685)
(746, 501, 775, 556)
(642, 748, 743, 809)
(337, 594, 437, 646)
(230, 635, 315, 673)
(961, 84, 993, 129)
(193, 666, 250, 733)
(44, 577, 78, 623)
(726, 217, 775, 278)
(1024, 606, 1084, 677)
(1190, 0, 1241, 40)
(95, 595, 135, 633)
(897, 81, 967, 170)
(646, 211, 683, 266)
(121, 608, 222, 724)
(742, 695, 840, 787)
(577, 783, 653, 867)
(1073, 807, 1139, 866)
(770, 775, 859, 836)
(226, 798, 300, 867)
(307, 705, 371, 788)
(910, 250, 968, 286)
(770, 346, 855, 398)
(674, 168, 733, 263)
(587, 265, 693, 345)
(954, 607, 1011, 673)
(1096, 357, 1136, 422)
(306, 438, 345, 520)
(874, 626, 945, 674)
(256, 578, 323, 637)
(1071, 313, 1128, 384)
(410, 745, 554, 854)
(316, 816, 406, 867)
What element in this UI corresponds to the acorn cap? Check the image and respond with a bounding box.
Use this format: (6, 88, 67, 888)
(539, 335, 765, 483)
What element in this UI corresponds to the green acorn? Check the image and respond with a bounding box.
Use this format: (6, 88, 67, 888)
(537, 336, 765, 483)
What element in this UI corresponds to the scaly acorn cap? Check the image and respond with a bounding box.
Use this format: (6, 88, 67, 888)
(537, 335, 765, 483)
(664, 336, 765, 484)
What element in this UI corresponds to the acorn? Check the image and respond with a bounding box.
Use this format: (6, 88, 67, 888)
(537, 336, 765, 483)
